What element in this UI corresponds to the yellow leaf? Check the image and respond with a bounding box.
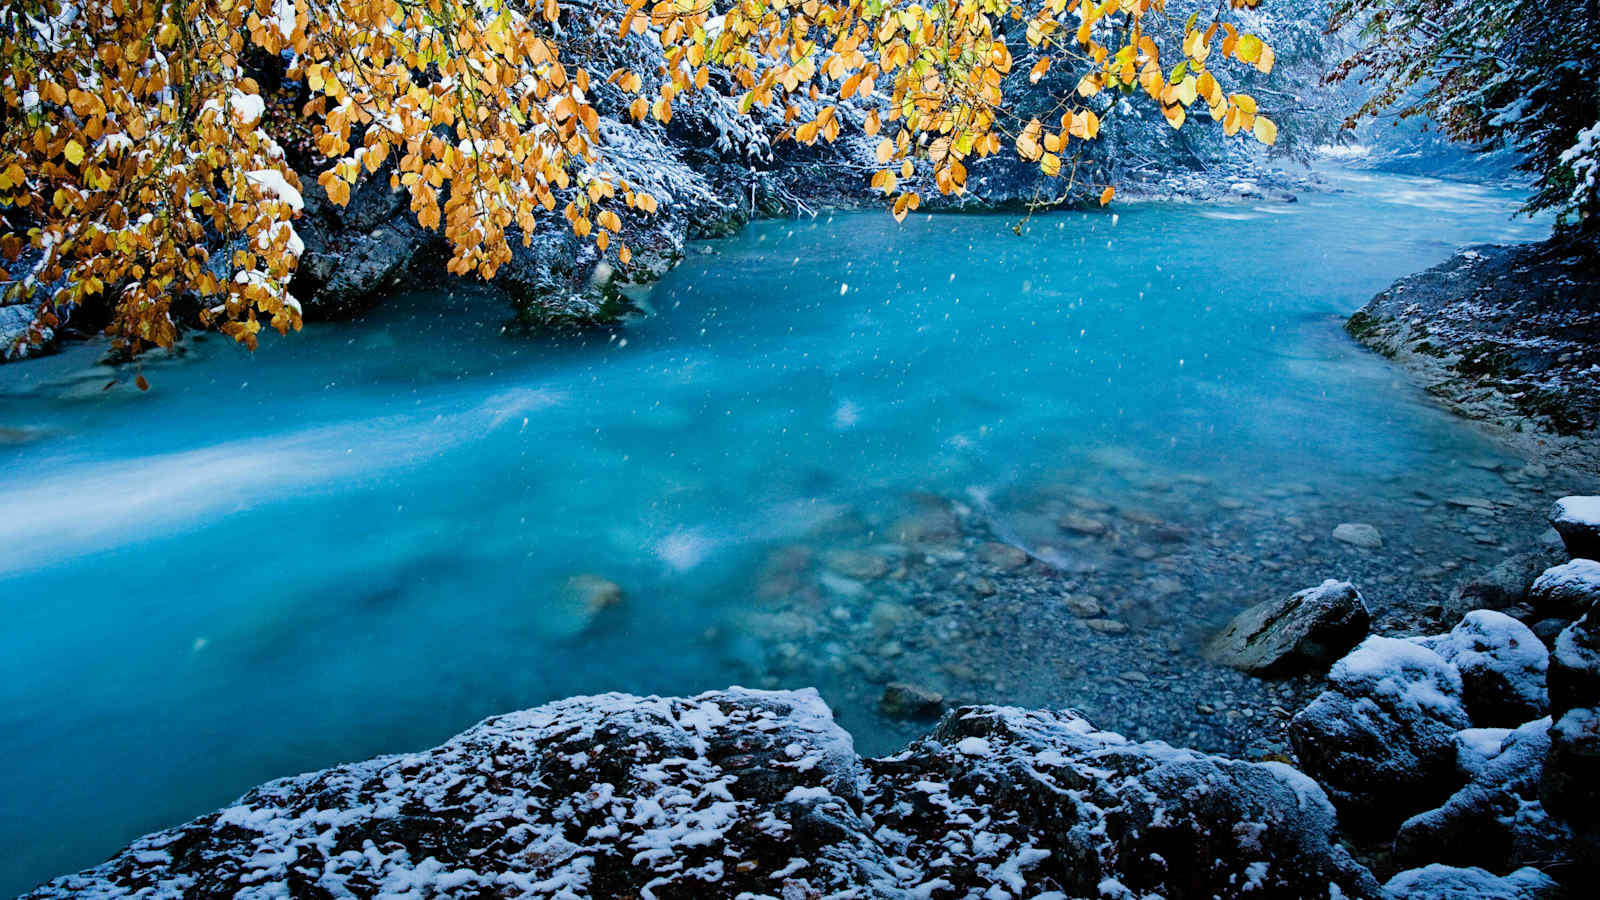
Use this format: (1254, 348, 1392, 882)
(1253, 115, 1278, 145)
(1040, 152, 1061, 176)
(875, 138, 895, 164)
(1099, 186, 1115, 206)
(64, 140, 85, 165)
(1236, 34, 1263, 64)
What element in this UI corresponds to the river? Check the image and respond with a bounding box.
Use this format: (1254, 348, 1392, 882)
(0, 169, 1556, 895)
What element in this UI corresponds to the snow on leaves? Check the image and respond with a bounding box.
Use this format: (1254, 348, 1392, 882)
(3, 0, 1279, 358)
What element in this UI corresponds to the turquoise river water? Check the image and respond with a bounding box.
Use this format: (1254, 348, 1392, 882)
(0, 169, 1556, 895)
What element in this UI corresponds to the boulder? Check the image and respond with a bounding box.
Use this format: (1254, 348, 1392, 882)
(1540, 706, 1600, 834)
(1547, 613, 1600, 718)
(1288, 637, 1472, 832)
(1528, 559, 1600, 621)
(1394, 719, 1571, 874)
(1384, 865, 1560, 900)
(1333, 522, 1383, 549)
(1450, 548, 1565, 616)
(20, 690, 1383, 899)
(1205, 579, 1371, 676)
(1414, 611, 1548, 727)
(1550, 497, 1600, 560)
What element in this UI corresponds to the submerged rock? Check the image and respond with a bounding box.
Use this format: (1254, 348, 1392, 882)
(1550, 497, 1600, 560)
(824, 548, 890, 580)
(1289, 636, 1472, 832)
(1205, 579, 1371, 676)
(879, 681, 945, 721)
(1333, 522, 1384, 549)
(975, 541, 1029, 570)
(23, 689, 1382, 899)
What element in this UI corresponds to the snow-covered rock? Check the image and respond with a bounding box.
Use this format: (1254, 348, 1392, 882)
(1384, 864, 1560, 899)
(1205, 579, 1371, 676)
(1528, 558, 1600, 621)
(1414, 611, 1548, 727)
(1394, 719, 1571, 874)
(20, 689, 1383, 899)
(1547, 613, 1600, 719)
(1289, 636, 1472, 831)
(1539, 706, 1600, 837)
(1550, 497, 1600, 561)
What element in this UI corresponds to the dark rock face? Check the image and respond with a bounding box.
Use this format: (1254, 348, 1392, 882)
(21, 689, 1381, 899)
(1205, 579, 1371, 676)
(1550, 497, 1600, 561)
(1288, 636, 1472, 833)
(1416, 611, 1548, 728)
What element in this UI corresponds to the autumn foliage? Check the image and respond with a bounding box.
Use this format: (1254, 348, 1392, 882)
(1, 0, 1278, 359)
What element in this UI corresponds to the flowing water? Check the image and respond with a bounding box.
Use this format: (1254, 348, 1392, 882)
(0, 169, 1565, 895)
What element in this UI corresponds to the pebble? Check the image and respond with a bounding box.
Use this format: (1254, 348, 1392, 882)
(1084, 618, 1130, 635)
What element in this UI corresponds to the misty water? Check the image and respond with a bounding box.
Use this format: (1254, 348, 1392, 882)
(0, 169, 1555, 895)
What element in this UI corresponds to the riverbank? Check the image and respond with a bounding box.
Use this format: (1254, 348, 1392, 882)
(1346, 237, 1600, 479)
(24, 486, 1600, 898)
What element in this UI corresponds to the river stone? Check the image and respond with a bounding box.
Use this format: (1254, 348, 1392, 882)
(20, 690, 1384, 899)
(1450, 548, 1565, 616)
(1550, 496, 1600, 560)
(545, 574, 624, 638)
(1205, 579, 1371, 676)
(879, 681, 945, 720)
(1064, 593, 1105, 618)
(1529, 559, 1600, 621)
(1084, 618, 1130, 635)
(1058, 512, 1108, 535)
(1333, 522, 1384, 549)
(975, 541, 1029, 570)
(824, 548, 889, 580)
(1289, 636, 1473, 833)
(1414, 611, 1548, 727)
